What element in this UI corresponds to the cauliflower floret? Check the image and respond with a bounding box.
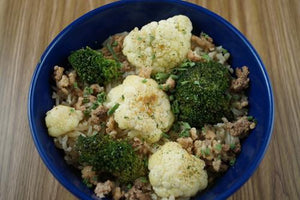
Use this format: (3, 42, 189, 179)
(106, 75, 174, 143)
(148, 142, 208, 198)
(45, 105, 83, 137)
(123, 15, 192, 73)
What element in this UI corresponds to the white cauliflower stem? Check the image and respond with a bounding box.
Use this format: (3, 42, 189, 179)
(123, 15, 192, 73)
(148, 142, 208, 198)
(45, 105, 83, 137)
(106, 75, 174, 143)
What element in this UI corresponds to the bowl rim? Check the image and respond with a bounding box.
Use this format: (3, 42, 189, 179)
(28, 0, 275, 199)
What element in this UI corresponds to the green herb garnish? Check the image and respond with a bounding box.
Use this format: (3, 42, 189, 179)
(205, 148, 210, 155)
(107, 103, 120, 115)
(112, 41, 118, 47)
(96, 92, 106, 104)
(247, 116, 254, 121)
(83, 98, 90, 104)
(202, 54, 211, 62)
(180, 81, 189, 85)
(151, 54, 156, 60)
(170, 74, 179, 80)
(230, 143, 236, 150)
(106, 39, 119, 61)
(142, 79, 147, 83)
(215, 143, 222, 151)
(162, 133, 170, 139)
(221, 48, 228, 54)
(84, 87, 93, 96)
(140, 177, 148, 183)
(83, 109, 91, 117)
(229, 158, 236, 166)
(73, 82, 78, 89)
(83, 178, 93, 188)
(91, 102, 99, 110)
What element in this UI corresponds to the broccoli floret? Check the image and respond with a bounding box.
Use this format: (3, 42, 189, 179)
(68, 47, 121, 85)
(76, 134, 147, 184)
(173, 61, 233, 128)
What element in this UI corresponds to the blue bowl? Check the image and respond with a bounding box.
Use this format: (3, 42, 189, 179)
(28, 0, 274, 199)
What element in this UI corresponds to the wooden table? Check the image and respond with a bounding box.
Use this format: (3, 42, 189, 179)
(0, 0, 299, 199)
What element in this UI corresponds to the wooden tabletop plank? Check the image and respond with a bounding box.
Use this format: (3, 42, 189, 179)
(0, 0, 299, 199)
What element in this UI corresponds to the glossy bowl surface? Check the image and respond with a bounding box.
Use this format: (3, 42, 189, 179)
(28, 0, 274, 199)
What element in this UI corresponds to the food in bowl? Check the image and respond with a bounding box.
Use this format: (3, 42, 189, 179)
(45, 15, 256, 199)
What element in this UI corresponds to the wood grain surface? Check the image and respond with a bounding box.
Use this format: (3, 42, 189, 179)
(0, 0, 299, 199)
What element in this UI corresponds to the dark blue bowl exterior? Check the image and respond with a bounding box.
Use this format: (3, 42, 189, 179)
(28, 1, 274, 200)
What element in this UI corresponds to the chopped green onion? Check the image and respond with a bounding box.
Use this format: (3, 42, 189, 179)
(230, 143, 236, 150)
(142, 79, 147, 83)
(83, 109, 91, 117)
(179, 130, 190, 138)
(247, 116, 254, 121)
(176, 121, 191, 137)
(162, 133, 170, 139)
(91, 102, 99, 110)
(155, 72, 169, 83)
(232, 94, 241, 100)
(97, 92, 106, 104)
(151, 54, 156, 60)
(180, 81, 189, 85)
(73, 82, 78, 89)
(205, 148, 210, 155)
(175, 67, 188, 71)
(181, 122, 191, 129)
(221, 48, 228, 54)
(171, 100, 180, 114)
(194, 80, 200, 85)
(83, 178, 93, 188)
(201, 149, 205, 156)
(170, 74, 179, 80)
(121, 95, 125, 100)
(215, 143, 222, 151)
(92, 176, 98, 182)
(180, 61, 195, 68)
(169, 95, 174, 101)
(149, 35, 155, 43)
(139, 177, 148, 183)
(202, 54, 211, 62)
(106, 38, 119, 61)
(83, 98, 90, 104)
(112, 41, 118, 47)
(144, 157, 148, 167)
(229, 158, 236, 166)
(163, 85, 170, 91)
(84, 87, 93, 95)
(107, 103, 120, 115)
(200, 32, 210, 39)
